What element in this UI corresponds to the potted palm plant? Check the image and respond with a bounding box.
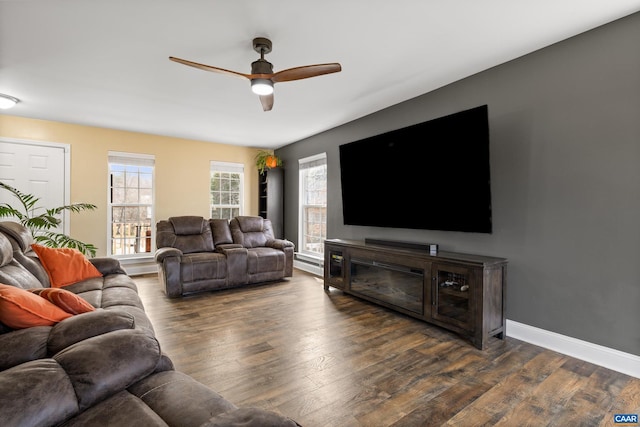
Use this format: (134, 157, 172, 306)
(0, 181, 98, 257)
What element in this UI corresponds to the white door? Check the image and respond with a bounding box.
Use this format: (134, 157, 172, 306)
(0, 139, 69, 232)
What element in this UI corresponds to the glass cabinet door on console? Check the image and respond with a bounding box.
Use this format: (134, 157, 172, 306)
(431, 263, 475, 331)
(324, 249, 346, 290)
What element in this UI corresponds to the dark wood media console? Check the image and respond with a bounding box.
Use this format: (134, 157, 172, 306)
(324, 239, 507, 349)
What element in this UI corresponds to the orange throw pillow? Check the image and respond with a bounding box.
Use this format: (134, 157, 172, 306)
(0, 283, 72, 329)
(31, 244, 102, 288)
(29, 288, 95, 315)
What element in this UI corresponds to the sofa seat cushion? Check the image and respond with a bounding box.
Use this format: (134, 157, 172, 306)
(246, 247, 285, 274)
(62, 275, 155, 336)
(64, 275, 142, 308)
(180, 252, 227, 283)
(61, 390, 170, 427)
(129, 371, 239, 427)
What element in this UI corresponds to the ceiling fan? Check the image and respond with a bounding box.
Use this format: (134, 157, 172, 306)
(169, 37, 342, 112)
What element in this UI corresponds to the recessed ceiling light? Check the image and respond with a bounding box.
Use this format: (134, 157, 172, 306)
(0, 94, 20, 109)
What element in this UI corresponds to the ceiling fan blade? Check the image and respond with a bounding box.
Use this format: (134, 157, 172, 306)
(169, 56, 250, 80)
(259, 94, 274, 112)
(271, 63, 342, 83)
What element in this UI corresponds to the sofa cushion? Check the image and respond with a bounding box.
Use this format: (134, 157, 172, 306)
(54, 329, 162, 411)
(246, 247, 286, 274)
(169, 216, 206, 235)
(230, 217, 272, 248)
(0, 358, 79, 427)
(31, 244, 103, 288)
(210, 219, 233, 245)
(29, 288, 95, 315)
(0, 283, 72, 328)
(47, 309, 136, 355)
(60, 390, 170, 426)
(128, 370, 239, 427)
(157, 217, 215, 254)
(0, 222, 51, 286)
(0, 220, 33, 252)
(0, 326, 51, 370)
(236, 216, 264, 232)
(0, 233, 12, 266)
(0, 256, 44, 290)
(180, 252, 227, 282)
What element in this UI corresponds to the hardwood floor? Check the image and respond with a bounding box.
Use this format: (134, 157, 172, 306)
(134, 270, 639, 427)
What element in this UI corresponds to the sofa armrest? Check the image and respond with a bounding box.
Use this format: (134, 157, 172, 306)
(266, 239, 295, 250)
(155, 247, 183, 263)
(217, 245, 248, 286)
(90, 257, 127, 275)
(266, 239, 294, 277)
(156, 250, 184, 298)
(47, 309, 136, 355)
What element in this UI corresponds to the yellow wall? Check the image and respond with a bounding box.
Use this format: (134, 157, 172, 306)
(0, 114, 266, 256)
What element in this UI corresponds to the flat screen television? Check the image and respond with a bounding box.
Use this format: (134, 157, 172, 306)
(339, 104, 492, 233)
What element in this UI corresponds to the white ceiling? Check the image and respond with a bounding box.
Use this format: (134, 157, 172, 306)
(2, 1, 639, 149)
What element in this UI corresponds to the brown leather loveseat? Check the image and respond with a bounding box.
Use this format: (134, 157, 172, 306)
(155, 216, 294, 298)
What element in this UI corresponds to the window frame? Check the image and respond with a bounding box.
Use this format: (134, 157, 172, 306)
(298, 152, 327, 260)
(209, 161, 244, 220)
(107, 151, 155, 259)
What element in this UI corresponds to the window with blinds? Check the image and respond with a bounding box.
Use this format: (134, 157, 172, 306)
(298, 153, 327, 258)
(108, 152, 154, 257)
(210, 161, 244, 220)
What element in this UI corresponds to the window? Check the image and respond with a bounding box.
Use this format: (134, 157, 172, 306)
(108, 152, 154, 257)
(298, 153, 327, 258)
(210, 161, 244, 220)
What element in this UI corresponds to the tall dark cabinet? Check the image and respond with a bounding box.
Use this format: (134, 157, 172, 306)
(258, 168, 284, 238)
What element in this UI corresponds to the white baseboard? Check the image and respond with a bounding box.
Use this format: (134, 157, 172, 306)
(506, 320, 640, 378)
(293, 259, 323, 276)
(118, 258, 158, 276)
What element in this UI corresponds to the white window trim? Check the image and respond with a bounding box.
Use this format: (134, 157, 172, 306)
(210, 160, 245, 218)
(107, 151, 156, 259)
(298, 152, 327, 261)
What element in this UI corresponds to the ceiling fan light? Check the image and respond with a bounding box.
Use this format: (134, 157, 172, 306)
(251, 79, 273, 96)
(0, 93, 19, 109)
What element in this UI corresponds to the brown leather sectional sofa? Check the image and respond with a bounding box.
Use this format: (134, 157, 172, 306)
(0, 221, 299, 427)
(155, 215, 295, 298)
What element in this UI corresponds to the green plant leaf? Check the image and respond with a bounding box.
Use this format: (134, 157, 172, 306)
(1, 180, 98, 257)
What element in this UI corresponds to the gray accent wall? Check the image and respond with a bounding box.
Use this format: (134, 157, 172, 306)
(276, 12, 640, 356)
